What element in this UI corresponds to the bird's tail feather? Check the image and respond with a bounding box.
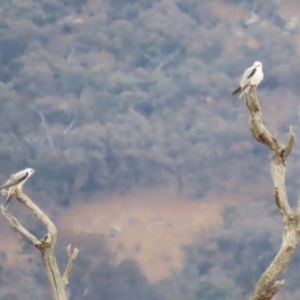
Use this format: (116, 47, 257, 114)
(238, 85, 250, 98)
(231, 86, 241, 96)
(232, 85, 250, 98)
(0, 182, 14, 190)
(0, 184, 7, 190)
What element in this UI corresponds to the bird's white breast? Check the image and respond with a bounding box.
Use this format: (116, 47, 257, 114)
(250, 67, 263, 85)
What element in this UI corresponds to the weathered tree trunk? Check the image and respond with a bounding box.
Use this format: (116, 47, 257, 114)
(1, 191, 78, 300)
(245, 87, 299, 300)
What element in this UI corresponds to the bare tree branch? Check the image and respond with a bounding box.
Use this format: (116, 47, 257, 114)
(0, 205, 41, 246)
(245, 87, 299, 300)
(63, 119, 76, 135)
(296, 197, 300, 233)
(283, 126, 295, 160)
(15, 191, 58, 244)
(1, 190, 79, 300)
(142, 50, 180, 71)
(62, 244, 79, 287)
(38, 111, 55, 151)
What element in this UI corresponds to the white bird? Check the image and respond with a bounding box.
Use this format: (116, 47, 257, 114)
(232, 61, 264, 98)
(0, 168, 35, 207)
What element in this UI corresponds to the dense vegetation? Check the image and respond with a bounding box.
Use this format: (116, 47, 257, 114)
(1, 0, 300, 202)
(1, 0, 300, 299)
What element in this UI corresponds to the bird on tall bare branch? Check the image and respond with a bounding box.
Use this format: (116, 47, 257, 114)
(231, 61, 264, 98)
(0, 168, 35, 207)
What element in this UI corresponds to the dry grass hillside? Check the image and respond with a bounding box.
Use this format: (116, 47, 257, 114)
(0, 186, 246, 282)
(59, 187, 245, 282)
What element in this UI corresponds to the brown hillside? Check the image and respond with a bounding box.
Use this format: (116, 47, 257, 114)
(57, 188, 241, 282)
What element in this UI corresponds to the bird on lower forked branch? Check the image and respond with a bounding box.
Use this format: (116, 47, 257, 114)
(0, 168, 35, 208)
(232, 61, 264, 98)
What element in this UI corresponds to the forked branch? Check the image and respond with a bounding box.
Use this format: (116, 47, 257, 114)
(62, 244, 79, 287)
(245, 87, 299, 300)
(0, 190, 79, 300)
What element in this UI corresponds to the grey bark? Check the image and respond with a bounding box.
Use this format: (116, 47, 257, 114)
(245, 87, 299, 300)
(1, 190, 78, 300)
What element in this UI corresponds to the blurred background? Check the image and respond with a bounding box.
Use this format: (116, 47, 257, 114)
(0, 0, 300, 299)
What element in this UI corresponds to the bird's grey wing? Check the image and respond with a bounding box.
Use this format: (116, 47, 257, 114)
(0, 177, 15, 190)
(240, 66, 256, 87)
(0, 171, 28, 189)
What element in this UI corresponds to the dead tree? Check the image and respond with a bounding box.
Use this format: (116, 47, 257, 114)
(244, 86, 298, 300)
(0, 190, 79, 300)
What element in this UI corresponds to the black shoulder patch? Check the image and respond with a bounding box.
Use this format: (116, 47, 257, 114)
(17, 172, 28, 183)
(247, 68, 256, 79)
